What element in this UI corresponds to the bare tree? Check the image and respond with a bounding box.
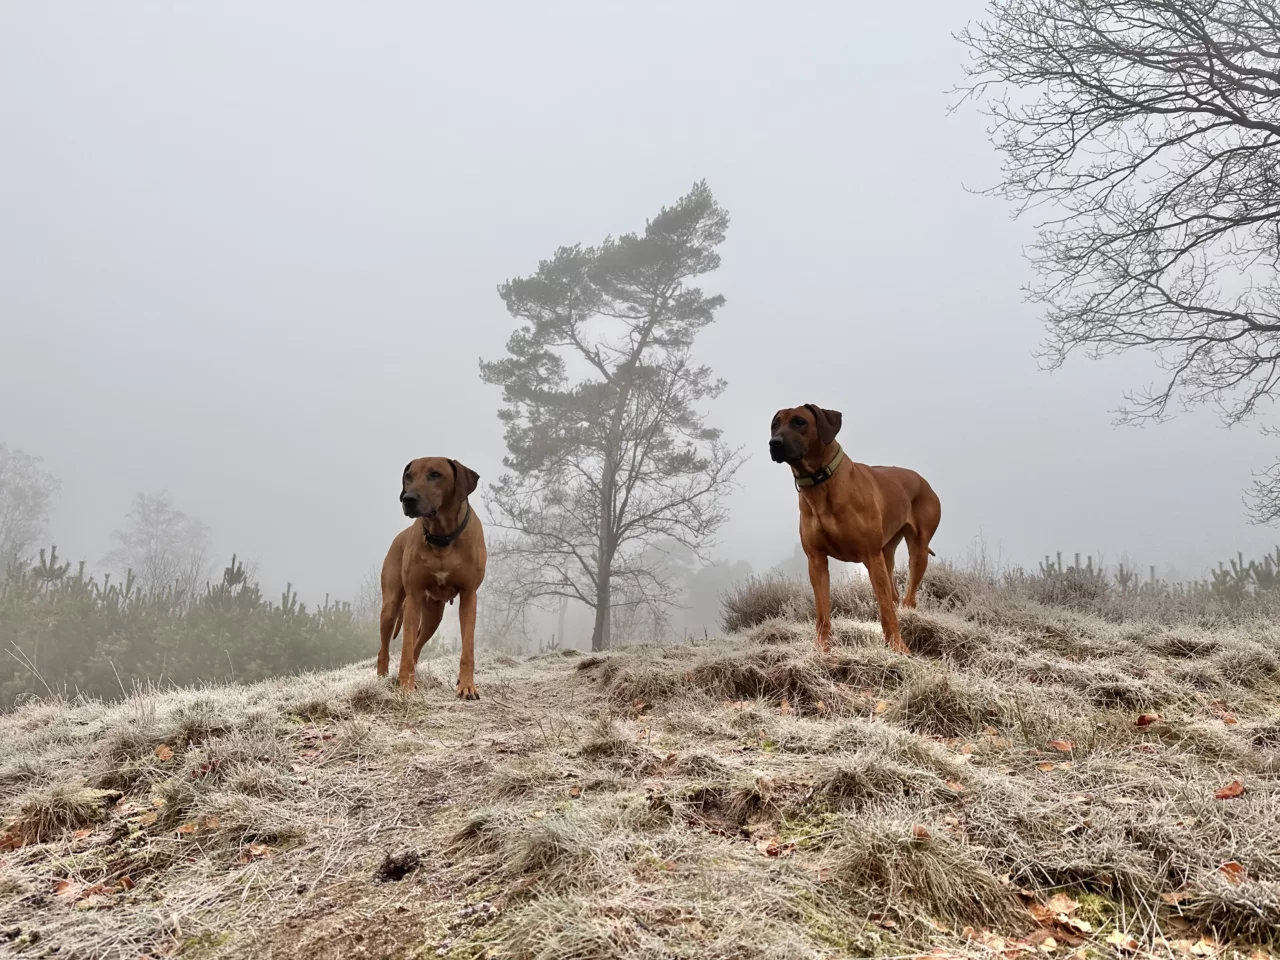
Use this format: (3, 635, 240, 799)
(0, 444, 60, 569)
(957, 1, 1280, 518)
(104, 491, 211, 599)
(481, 181, 744, 651)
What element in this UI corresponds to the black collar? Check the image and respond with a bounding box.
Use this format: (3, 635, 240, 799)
(423, 503, 470, 548)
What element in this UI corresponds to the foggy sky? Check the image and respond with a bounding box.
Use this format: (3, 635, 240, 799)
(3, 1, 1278, 608)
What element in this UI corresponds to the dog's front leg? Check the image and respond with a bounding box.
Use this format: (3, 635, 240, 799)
(807, 551, 832, 654)
(456, 588, 480, 700)
(398, 590, 423, 690)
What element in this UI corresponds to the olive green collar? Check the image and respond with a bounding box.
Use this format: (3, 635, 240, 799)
(792, 445, 845, 490)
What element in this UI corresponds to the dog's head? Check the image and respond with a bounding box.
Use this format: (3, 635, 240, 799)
(399, 457, 480, 519)
(769, 404, 842, 465)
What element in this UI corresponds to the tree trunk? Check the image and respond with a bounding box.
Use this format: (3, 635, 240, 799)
(590, 557, 611, 652)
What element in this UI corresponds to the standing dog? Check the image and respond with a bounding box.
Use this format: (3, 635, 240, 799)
(377, 457, 487, 697)
(769, 405, 940, 654)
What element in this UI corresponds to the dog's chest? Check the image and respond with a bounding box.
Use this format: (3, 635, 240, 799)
(423, 568, 460, 603)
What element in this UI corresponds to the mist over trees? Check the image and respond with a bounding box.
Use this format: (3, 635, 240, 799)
(480, 181, 744, 651)
(0, 444, 60, 570)
(957, 0, 1280, 521)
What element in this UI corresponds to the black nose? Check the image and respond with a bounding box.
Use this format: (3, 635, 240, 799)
(400, 491, 418, 504)
(768, 438, 782, 449)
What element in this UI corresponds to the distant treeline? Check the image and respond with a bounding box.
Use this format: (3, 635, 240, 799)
(1, 548, 373, 709)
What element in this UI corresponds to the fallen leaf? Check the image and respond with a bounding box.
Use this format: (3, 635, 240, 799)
(815, 700, 829, 715)
(1190, 939, 1217, 958)
(1061, 916, 1093, 936)
(1041, 936, 1058, 952)
(816, 865, 831, 883)
(945, 780, 966, 793)
(982, 725, 999, 736)
(203, 816, 221, 829)
(664, 752, 677, 763)
(568, 786, 581, 799)
(1221, 713, 1239, 725)
(1105, 931, 1139, 952)
(873, 700, 889, 715)
(176, 823, 198, 835)
(153, 744, 174, 762)
(1160, 891, 1189, 906)
(1045, 893, 1079, 916)
(756, 837, 781, 857)
(531, 810, 546, 819)
(1048, 739, 1074, 753)
(117, 875, 135, 891)
(1037, 762, 1056, 773)
(1135, 713, 1159, 727)
(1215, 780, 1246, 800)
(73, 828, 94, 840)
(138, 812, 158, 827)
(1219, 860, 1247, 884)
(778, 697, 793, 715)
(911, 824, 931, 839)
(54, 879, 78, 898)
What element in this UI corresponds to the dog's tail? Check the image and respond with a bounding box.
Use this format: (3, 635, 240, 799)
(928, 548, 936, 557)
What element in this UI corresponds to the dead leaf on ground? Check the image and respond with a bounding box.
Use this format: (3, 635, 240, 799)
(755, 837, 795, 858)
(117, 875, 135, 891)
(53, 879, 78, 898)
(1037, 762, 1056, 773)
(1189, 939, 1218, 958)
(873, 699, 889, 715)
(1135, 713, 1159, 727)
(911, 824, 931, 839)
(72, 828, 94, 840)
(1048, 739, 1074, 753)
(1214, 780, 1246, 800)
(176, 823, 198, 835)
(945, 780, 965, 793)
(568, 786, 581, 799)
(778, 697, 793, 715)
(153, 744, 174, 762)
(235, 842, 272, 864)
(1105, 931, 1140, 952)
(1219, 860, 1247, 884)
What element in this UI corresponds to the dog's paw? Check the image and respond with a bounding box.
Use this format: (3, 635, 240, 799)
(456, 679, 480, 701)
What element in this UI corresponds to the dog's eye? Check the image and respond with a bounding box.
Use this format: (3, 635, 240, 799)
(770, 418, 780, 430)
(791, 417, 807, 429)
(428, 470, 442, 480)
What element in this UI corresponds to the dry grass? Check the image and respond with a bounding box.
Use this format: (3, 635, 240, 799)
(3, 574, 1280, 959)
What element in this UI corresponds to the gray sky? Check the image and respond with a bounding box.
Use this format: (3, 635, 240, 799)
(3, 1, 1278, 606)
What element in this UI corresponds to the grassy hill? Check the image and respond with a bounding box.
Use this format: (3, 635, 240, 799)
(2, 570, 1279, 959)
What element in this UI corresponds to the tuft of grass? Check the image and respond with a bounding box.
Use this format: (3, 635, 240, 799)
(827, 816, 1019, 928)
(15, 783, 118, 843)
(885, 671, 1005, 738)
(1183, 879, 1280, 945)
(896, 609, 987, 662)
(809, 751, 955, 813)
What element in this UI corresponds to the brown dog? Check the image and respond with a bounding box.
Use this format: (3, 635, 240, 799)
(376, 457, 487, 697)
(770, 405, 940, 654)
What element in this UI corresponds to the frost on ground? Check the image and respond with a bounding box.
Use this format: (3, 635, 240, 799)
(2, 572, 1280, 959)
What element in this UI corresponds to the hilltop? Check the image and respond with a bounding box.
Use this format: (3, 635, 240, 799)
(2, 571, 1279, 959)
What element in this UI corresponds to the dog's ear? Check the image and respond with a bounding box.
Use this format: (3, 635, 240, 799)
(449, 460, 480, 502)
(401, 461, 413, 491)
(805, 405, 843, 445)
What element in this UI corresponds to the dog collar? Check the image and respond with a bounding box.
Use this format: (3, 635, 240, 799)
(792, 445, 845, 490)
(423, 503, 470, 548)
